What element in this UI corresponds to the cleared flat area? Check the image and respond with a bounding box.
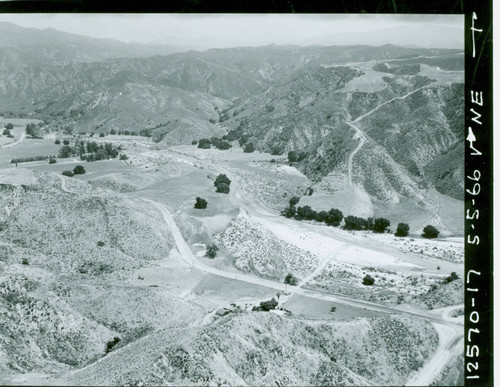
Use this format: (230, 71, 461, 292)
(0, 138, 60, 168)
(283, 293, 384, 320)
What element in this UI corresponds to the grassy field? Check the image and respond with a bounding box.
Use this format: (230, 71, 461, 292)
(0, 138, 60, 168)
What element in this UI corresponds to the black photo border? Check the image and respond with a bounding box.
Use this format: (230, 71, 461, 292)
(0, 0, 493, 385)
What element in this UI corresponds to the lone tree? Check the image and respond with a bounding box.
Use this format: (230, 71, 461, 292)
(373, 218, 390, 233)
(284, 273, 299, 286)
(362, 274, 375, 286)
(194, 197, 208, 209)
(395, 223, 410, 237)
(62, 170, 74, 177)
(422, 225, 440, 239)
(214, 174, 231, 194)
(73, 165, 86, 175)
(206, 244, 219, 259)
(5, 123, 13, 130)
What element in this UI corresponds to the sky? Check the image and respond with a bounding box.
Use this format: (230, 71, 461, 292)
(0, 14, 463, 48)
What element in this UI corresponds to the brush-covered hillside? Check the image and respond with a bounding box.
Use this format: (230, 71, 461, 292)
(63, 312, 438, 386)
(0, 169, 194, 378)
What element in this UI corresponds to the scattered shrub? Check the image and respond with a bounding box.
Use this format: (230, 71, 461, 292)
(48, 157, 56, 164)
(289, 196, 300, 206)
(362, 274, 375, 286)
(97, 241, 105, 247)
(243, 143, 255, 153)
(191, 140, 198, 145)
(119, 154, 128, 160)
(73, 165, 86, 175)
(22, 258, 29, 265)
(444, 272, 459, 284)
(4, 123, 13, 130)
(110, 129, 116, 135)
(194, 197, 208, 209)
(395, 223, 410, 237)
(330, 306, 337, 312)
(63, 139, 70, 145)
(2, 129, 11, 136)
(422, 225, 440, 239)
(99, 132, 105, 137)
(62, 170, 74, 177)
(306, 187, 314, 196)
(54, 139, 61, 144)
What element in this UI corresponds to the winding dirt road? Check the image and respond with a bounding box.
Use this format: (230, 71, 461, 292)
(56, 150, 463, 386)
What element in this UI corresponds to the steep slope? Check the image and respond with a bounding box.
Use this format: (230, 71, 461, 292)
(222, 56, 463, 210)
(65, 312, 438, 386)
(0, 169, 193, 378)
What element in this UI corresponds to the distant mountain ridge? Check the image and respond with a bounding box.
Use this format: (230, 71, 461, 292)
(0, 22, 464, 227)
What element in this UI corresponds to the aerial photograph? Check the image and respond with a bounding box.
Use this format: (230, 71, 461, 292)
(0, 14, 464, 386)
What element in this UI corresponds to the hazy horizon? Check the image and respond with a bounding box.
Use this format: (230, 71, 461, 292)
(0, 14, 463, 49)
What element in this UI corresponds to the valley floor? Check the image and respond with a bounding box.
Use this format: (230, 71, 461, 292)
(0, 136, 464, 386)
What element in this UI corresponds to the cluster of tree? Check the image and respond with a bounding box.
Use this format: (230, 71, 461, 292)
(62, 165, 86, 177)
(58, 141, 121, 161)
(11, 155, 55, 164)
(25, 122, 43, 139)
(288, 151, 307, 163)
(194, 197, 208, 209)
(344, 216, 391, 233)
(206, 244, 219, 259)
(81, 142, 120, 161)
(2, 126, 13, 137)
(197, 137, 232, 150)
(108, 129, 152, 137)
(282, 198, 344, 227)
(214, 174, 231, 194)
